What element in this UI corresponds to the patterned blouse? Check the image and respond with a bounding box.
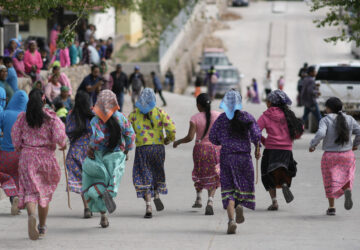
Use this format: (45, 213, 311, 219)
(128, 107, 176, 147)
(209, 112, 261, 154)
(89, 111, 135, 152)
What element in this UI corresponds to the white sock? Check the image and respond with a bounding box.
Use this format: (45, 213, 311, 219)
(208, 197, 214, 202)
(272, 197, 277, 202)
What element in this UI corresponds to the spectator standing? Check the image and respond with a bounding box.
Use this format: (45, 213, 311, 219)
(40, 50, 50, 70)
(77, 65, 103, 105)
(88, 43, 100, 65)
(99, 61, 110, 89)
(151, 71, 167, 107)
(300, 66, 322, 125)
(13, 50, 28, 78)
(206, 66, 218, 100)
(105, 37, 113, 59)
(4, 39, 21, 58)
(50, 24, 61, 56)
(298, 62, 308, 78)
(24, 41, 43, 75)
(68, 41, 78, 66)
(129, 66, 146, 108)
(51, 48, 71, 68)
(277, 76, 285, 91)
(4, 57, 18, 92)
(263, 70, 272, 97)
(0, 65, 14, 103)
(81, 42, 90, 65)
(165, 68, 175, 93)
(85, 24, 97, 42)
(109, 64, 128, 112)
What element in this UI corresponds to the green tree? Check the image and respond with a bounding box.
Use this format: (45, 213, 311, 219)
(0, 0, 193, 47)
(311, 0, 360, 46)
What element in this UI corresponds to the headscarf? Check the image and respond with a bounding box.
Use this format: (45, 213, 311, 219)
(8, 38, 20, 49)
(0, 87, 6, 112)
(61, 86, 69, 92)
(93, 90, 120, 123)
(6, 90, 28, 112)
(136, 88, 156, 114)
(0, 65, 6, 71)
(267, 90, 292, 106)
(15, 49, 24, 60)
(219, 89, 243, 120)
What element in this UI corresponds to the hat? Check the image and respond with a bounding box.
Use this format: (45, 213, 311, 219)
(61, 86, 69, 92)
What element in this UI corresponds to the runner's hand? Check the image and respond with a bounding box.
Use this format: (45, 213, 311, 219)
(164, 137, 171, 145)
(352, 146, 358, 151)
(255, 150, 261, 160)
(309, 147, 315, 152)
(173, 140, 180, 148)
(87, 148, 95, 159)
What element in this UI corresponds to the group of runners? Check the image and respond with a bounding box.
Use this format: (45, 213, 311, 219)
(0, 85, 358, 239)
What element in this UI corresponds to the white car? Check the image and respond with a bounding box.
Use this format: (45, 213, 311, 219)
(310, 62, 360, 132)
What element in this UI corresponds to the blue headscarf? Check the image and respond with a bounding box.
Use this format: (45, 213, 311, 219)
(8, 38, 20, 49)
(136, 88, 156, 114)
(0, 87, 6, 112)
(220, 89, 243, 120)
(267, 90, 292, 106)
(6, 90, 28, 112)
(15, 49, 24, 59)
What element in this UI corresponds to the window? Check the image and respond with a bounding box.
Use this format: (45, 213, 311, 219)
(316, 66, 360, 82)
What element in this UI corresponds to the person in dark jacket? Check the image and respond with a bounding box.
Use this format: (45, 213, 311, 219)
(109, 64, 128, 112)
(300, 66, 322, 124)
(151, 71, 166, 107)
(129, 66, 146, 108)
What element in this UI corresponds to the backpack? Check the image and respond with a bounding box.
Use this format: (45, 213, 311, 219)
(210, 74, 218, 84)
(132, 75, 142, 92)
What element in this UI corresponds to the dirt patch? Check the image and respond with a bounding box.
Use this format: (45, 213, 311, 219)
(220, 11, 242, 21)
(211, 20, 230, 31)
(203, 35, 226, 51)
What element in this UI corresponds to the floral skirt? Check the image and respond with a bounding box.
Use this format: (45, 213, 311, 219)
(192, 143, 220, 192)
(133, 145, 167, 198)
(0, 151, 20, 197)
(321, 151, 355, 199)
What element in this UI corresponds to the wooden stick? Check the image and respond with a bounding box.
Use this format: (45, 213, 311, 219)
(63, 150, 71, 209)
(256, 142, 260, 184)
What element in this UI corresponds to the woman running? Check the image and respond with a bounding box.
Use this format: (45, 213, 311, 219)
(257, 90, 303, 210)
(129, 88, 176, 219)
(65, 90, 94, 218)
(11, 89, 67, 240)
(209, 89, 261, 234)
(173, 93, 221, 215)
(0, 91, 28, 215)
(310, 97, 360, 216)
(82, 90, 135, 228)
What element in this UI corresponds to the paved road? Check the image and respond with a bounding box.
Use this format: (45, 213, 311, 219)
(1, 2, 360, 250)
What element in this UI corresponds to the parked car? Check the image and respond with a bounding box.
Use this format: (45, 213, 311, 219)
(232, 0, 249, 7)
(215, 66, 243, 96)
(308, 62, 360, 132)
(351, 41, 360, 58)
(199, 48, 231, 73)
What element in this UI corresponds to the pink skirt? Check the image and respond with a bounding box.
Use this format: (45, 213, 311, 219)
(321, 151, 356, 198)
(192, 143, 221, 191)
(0, 151, 20, 197)
(18, 148, 61, 209)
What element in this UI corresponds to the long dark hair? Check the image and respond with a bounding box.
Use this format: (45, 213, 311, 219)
(274, 104, 300, 140)
(106, 115, 122, 152)
(197, 93, 211, 139)
(325, 97, 349, 145)
(230, 110, 252, 137)
(68, 91, 94, 142)
(26, 89, 48, 128)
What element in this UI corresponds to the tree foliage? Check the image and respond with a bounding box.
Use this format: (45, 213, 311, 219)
(0, 0, 193, 47)
(311, 0, 360, 46)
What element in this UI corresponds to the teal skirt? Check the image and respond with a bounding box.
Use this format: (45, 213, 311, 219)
(82, 150, 126, 213)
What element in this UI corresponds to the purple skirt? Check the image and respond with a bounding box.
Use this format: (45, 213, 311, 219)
(220, 152, 255, 210)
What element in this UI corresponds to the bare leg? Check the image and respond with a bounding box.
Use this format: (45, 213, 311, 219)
(227, 200, 235, 221)
(26, 202, 39, 240)
(81, 194, 89, 209)
(26, 202, 36, 216)
(328, 198, 335, 208)
(144, 193, 152, 218)
(38, 204, 49, 227)
(100, 211, 109, 228)
(268, 189, 278, 210)
(193, 190, 202, 208)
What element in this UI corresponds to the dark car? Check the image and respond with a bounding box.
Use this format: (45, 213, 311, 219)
(232, 0, 249, 7)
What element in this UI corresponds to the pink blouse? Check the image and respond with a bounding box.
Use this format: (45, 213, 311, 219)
(190, 110, 221, 144)
(13, 58, 26, 77)
(50, 48, 70, 68)
(24, 50, 43, 74)
(45, 82, 61, 102)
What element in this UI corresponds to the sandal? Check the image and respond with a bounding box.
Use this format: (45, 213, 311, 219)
(344, 189, 353, 210)
(144, 204, 152, 219)
(282, 184, 294, 203)
(235, 205, 245, 224)
(84, 208, 93, 219)
(11, 196, 20, 216)
(100, 215, 109, 228)
(267, 204, 279, 211)
(153, 198, 164, 212)
(37, 225, 47, 237)
(28, 215, 39, 240)
(326, 208, 336, 216)
(205, 201, 214, 215)
(102, 190, 116, 214)
(227, 220, 237, 234)
(192, 198, 202, 208)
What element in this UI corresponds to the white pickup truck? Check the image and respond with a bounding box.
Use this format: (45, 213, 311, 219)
(309, 62, 360, 132)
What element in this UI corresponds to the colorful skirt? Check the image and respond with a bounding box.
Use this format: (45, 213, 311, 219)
(66, 141, 89, 193)
(133, 145, 167, 198)
(18, 148, 61, 209)
(220, 152, 255, 210)
(321, 151, 356, 199)
(261, 149, 297, 191)
(192, 143, 220, 192)
(0, 151, 20, 197)
(82, 150, 126, 213)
